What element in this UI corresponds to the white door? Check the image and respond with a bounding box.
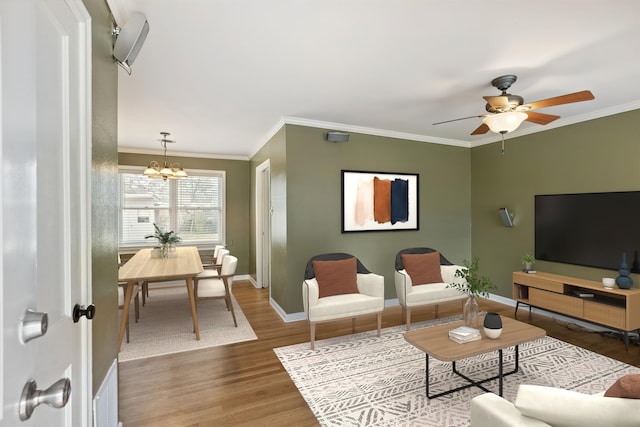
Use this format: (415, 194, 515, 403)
(255, 160, 271, 289)
(1, 0, 92, 425)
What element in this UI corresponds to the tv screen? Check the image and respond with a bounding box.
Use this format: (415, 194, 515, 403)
(535, 191, 640, 273)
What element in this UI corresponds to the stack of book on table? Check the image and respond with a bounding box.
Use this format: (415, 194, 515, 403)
(448, 326, 481, 344)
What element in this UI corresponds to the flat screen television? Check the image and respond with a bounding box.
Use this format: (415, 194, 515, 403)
(535, 191, 640, 273)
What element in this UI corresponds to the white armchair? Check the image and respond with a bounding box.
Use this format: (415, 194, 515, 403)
(394, 248, 466, 330)
(302, 253, 384, 350)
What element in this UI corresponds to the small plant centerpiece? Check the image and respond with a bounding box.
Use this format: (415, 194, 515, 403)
(521, 254, 535, 272)
(146, 223, 181, 258)
(447, 257, 496, 328)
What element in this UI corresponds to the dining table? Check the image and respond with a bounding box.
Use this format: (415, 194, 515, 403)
(117, 246, 204, 351)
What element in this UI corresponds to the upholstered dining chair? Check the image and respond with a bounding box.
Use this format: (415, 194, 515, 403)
(201, 245, 225, 269)
(394, 247, 467, 330)
(194, 254, 238, 327)
(302, 253, 385, 350)
(194, 248, 229, 283)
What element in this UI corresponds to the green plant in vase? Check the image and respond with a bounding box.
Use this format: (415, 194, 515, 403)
(145, 223, 181, 258)
(447, 257, 496, 328)
(521, 254, 535, 272)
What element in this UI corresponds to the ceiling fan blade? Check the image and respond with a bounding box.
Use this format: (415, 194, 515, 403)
(525, 90, 594, 111)
(524, 111, 560, 125)
(433, 115, 484, 125)
(471, 123, 490, 135)
(483, 96, 509, 109)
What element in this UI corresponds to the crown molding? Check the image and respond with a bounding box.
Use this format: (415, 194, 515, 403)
(280, 116, 471, 148)
(118, 146, 249, 161)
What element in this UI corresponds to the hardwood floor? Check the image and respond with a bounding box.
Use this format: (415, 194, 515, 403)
(118, 281, 640, 426)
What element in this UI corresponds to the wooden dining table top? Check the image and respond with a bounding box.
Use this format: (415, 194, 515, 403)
(118, 246, 204, 282)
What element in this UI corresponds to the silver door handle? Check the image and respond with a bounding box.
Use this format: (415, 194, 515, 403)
(19, 378, 71, 421)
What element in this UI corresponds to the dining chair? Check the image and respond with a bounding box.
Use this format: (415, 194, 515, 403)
(194, 254, 238, 327)
(201, 245, 225, 269)
(194, 248, 229, 283)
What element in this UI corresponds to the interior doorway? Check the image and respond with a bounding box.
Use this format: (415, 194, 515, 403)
(256, 159, 272, 290)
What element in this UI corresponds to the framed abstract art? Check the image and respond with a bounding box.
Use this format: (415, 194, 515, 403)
(341, 170, 419, 232)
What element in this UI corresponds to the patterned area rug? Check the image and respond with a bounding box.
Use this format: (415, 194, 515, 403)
(275, 316, 640, 426)
(119, 286, 257, 362)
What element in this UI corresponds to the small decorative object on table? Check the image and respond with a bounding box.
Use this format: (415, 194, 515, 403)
(602, 277, 615, 289)
(447, 258, 496, 328)
(615, 252, 634, 289)
(145, 223, 181, 258)
(483, 312, 503, 339)
(520, 254, 535, 272)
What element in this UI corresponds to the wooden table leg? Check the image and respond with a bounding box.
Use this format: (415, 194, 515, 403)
(185, 276, 200, 340)
(117, 281, 135, 352)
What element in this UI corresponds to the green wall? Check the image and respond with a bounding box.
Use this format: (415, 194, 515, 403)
(250, 127, 288, 303)
(118, 153, 251, 274)
(84, 0, 119, 394)
(471, 109, 640, 298)
(252, 124, 472, 315)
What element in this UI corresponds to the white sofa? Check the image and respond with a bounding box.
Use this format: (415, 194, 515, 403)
(470, 384, 640, 427)
(394, 248, 466, 330)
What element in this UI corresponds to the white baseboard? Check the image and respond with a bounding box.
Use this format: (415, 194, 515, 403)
(272, 292, 618, 334)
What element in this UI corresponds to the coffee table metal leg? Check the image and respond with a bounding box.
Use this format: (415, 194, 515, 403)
(425, 354, 429, 397)
(424, 345, 522, 399)
(499, 349, 503, 396)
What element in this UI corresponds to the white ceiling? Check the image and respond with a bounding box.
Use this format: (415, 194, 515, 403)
(112, 0, 640, 160)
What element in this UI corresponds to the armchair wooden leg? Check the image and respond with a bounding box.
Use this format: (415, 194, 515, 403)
(351, 318, 356, 334)
(377, 313, 381, 337)
(405, 308, 412, 331)
(310, 322, 316, 350)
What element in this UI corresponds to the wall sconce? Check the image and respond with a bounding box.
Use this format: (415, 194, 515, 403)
(499, 207, 514, 227)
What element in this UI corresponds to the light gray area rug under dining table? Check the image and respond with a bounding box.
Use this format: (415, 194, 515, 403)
(275, 315, 640, 426)
(119, 285, 257, 362)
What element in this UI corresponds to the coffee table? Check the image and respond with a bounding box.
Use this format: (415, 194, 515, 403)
(404, 316, 546, 399)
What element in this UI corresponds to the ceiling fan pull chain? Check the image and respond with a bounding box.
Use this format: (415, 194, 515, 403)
(500, 132, 506, 155)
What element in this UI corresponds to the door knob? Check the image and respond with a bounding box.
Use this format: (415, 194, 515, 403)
(20, 309, 49, 343)
(19, 378, 71, 421)
(72, 304, 95, 323)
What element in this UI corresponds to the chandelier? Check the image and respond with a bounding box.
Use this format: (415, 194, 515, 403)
(143, 132, 188, 180)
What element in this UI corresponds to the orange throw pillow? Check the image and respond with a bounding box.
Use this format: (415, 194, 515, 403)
(605, 374, 640, 398)
(401, 252, 443, 285)
(312, 257, 359, 298)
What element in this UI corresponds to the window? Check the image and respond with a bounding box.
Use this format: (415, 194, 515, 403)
(118, 167, 225, 247)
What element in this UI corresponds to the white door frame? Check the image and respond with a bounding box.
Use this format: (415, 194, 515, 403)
(255, 159, 271, 290)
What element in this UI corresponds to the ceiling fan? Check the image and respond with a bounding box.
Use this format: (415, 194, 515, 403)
(433, 75, 595, 135)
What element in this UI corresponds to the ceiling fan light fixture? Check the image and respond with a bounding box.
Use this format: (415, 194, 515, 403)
(483, 111, 528, 134)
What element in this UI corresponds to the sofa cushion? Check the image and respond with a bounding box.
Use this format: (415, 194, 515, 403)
(605, 374, 640, 398)
(401, 252, 443, 285)
(515, 384, 640, 427)
(312, 257, 359, 298)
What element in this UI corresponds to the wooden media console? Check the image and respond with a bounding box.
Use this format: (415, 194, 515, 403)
(512, 271, 640, 350)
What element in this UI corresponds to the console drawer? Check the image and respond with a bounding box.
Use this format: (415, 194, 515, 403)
(514, 275, 565, 293)
(584, 300, 626, 329)
(529, 288, 583, 317)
